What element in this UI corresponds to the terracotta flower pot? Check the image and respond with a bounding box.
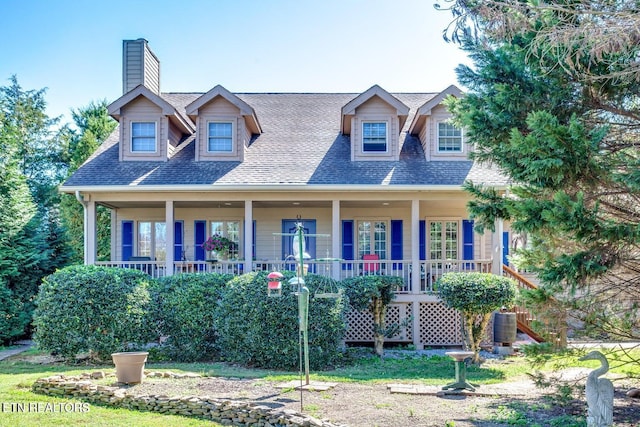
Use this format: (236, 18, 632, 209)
(111, 351, 148, 384)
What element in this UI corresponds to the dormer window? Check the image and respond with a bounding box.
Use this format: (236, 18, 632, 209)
(208, 122, 233, 152)
(131, 122, 157, 152)
(437, 122, 463, 152)
(362, 122, 388, 152)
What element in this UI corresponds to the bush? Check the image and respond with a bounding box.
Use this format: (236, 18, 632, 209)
(437, 272, 518, 362)
(342, 275, 406, 356)
(215, 271, 347, 370)
(33, 265, 154, 362)
(149, 273, 233, 361)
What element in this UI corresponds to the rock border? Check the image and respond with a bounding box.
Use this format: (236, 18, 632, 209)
(32, 372, 345, 427)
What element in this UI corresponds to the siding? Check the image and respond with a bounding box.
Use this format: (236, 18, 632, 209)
(123, 39, 160, 95)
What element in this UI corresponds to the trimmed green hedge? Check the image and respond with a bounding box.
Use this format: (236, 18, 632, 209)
(33, 265, 153, 361)
(215, 271, 347, 370)
(149, 273, 233, 361)
(437, 272, 518, 314)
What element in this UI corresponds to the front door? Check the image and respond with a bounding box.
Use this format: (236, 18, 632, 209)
(282, 219, 316, 272)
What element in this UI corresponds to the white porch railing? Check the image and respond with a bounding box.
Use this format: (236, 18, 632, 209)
(96, 258, 492, 293)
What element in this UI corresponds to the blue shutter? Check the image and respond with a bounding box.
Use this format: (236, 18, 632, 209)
(503, 231, 510, 266)
(419, 220, 426, 261)
(342, 220, 354, 270)
(463, 219, 474, 269)
(391, 220, 403, 270)
(173, 221, 184, 261)
(122, 220, 133, 261)
(194, 220, 206, 261)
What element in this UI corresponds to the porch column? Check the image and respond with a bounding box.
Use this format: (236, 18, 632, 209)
(165, 200, 175, 276)
(86, 200, 96, 265)
(411, 199, 420, 294)
(110, 209, 117, 261)
(492, 218, 504, 275)
(244, 200, 253, 273)
(331, 200, 340, 281)
(411, 199, 423, 349)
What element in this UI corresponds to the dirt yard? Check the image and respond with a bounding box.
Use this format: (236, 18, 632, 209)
(128, 370, 639, 427)
(12, 350, 639, 426)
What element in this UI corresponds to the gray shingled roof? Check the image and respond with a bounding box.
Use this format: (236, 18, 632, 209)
(62, 92, 508, 188)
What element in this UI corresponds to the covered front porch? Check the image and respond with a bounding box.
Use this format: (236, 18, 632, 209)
(77, 189, 506, 349)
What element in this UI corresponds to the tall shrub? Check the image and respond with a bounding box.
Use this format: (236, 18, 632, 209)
(33, 265, 153, 361)
(437, 272, 518, 363)
(149, 273, 233, 361)
(342, 275, 405, 356)
(215, 271, 347, 370)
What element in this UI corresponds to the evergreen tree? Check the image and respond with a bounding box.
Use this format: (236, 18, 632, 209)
(0, 160, 46, 341)
(441, 1, 640, 340)
(59, 100, 116, 262)
(0, 75, 74, 342)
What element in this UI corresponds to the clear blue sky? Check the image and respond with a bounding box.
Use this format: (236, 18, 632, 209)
(0, 0, 468, 125)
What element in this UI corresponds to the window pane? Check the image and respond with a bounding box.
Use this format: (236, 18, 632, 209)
(138, 222, 151, 257)
(438, 123, 462, 152)
(374, 221, 387, 259)
(132, 122, 156, 152)
(429, 222, 442, 260)
(209, 220, 241, 258)
(363, 122, 387, 152)
(358, 221, 371, 258)
(208, 122, 233, 152)
(155, 222, 166, 261)
(445, 221, 458, 259)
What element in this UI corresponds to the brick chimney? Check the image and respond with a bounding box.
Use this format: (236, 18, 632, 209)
(122, 38, 160, 95)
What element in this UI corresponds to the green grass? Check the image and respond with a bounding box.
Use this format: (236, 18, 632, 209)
(0, 346, 638, 427)
(0, 359, 222, 427)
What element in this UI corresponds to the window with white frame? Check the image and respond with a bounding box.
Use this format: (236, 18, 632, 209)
(357, 220, 387, 259)
(437, 122, 463, 152)
(208, 122, 233, 152)
(138, 221, 166, 261)
(210, 220, 241, 258)
(362, 122, 387, 152)
(429, 220, 458, 260)
(131, 122, 157, 152)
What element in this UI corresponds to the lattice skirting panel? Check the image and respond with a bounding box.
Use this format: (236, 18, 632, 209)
(419, 302, 463, 345)
(344, 303, 413, 342)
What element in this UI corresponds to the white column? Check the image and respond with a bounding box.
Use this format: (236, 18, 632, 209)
(165, 200, 175, 276)
(244, 200, 253, 273)
(110, 209, 117, 262)
(492, 219, 504, 275)
(411, 199, 420, 294)
(411, 199, 423, 349)
(332, 200, 341, 281)
(86, 200, 96, 265)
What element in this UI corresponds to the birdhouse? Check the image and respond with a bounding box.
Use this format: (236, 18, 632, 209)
(267, 271, 284, 297)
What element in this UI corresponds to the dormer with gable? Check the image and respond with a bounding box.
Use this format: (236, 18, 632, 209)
(341, 85, 409, 161)
(185, 85, 262, 162)
(408, 85, 470, 161)
(107, 85, 195, 161)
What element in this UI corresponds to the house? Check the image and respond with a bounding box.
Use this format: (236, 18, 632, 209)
(60, 39, 512, 349)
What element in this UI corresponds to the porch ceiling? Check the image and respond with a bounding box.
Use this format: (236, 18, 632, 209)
(98, 200, 415, 209)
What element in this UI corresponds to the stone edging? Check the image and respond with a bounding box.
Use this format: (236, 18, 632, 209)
(32, 372, 346, 427)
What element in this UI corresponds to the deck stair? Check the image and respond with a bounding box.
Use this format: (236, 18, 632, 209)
(502, 265, 567, 347)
